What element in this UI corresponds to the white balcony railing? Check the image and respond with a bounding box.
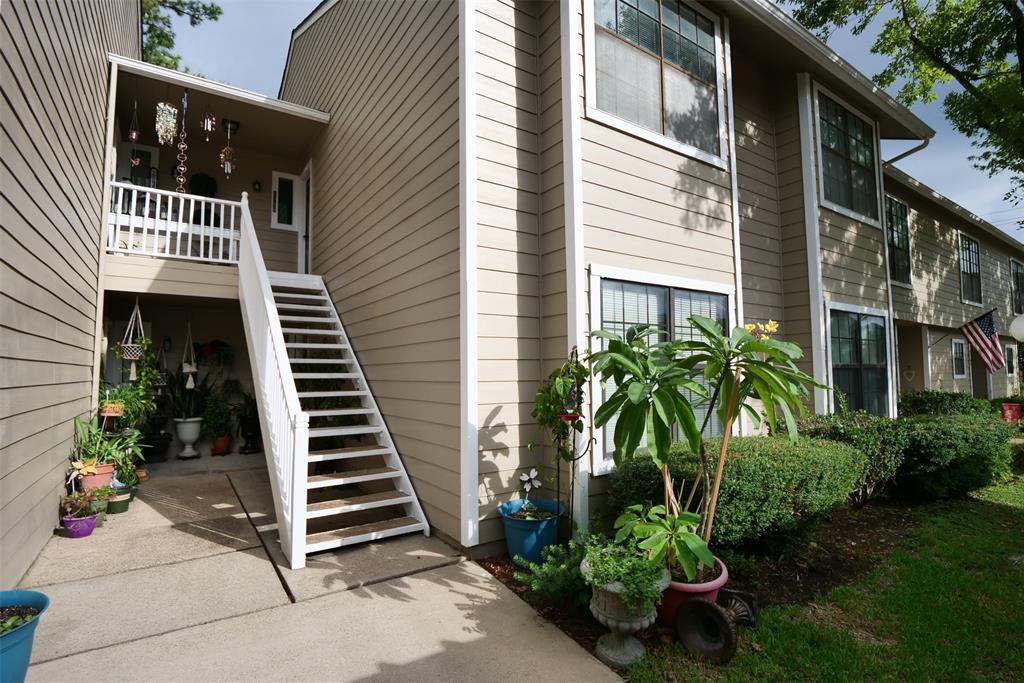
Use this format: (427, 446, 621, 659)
(106, 182, 241, 264)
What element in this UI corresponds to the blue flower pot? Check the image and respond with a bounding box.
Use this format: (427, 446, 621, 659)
(497, 498, 564, 567)
(0, 590, 49, 683)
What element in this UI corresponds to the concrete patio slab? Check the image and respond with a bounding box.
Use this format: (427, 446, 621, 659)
(226, 468, 277, 522)
(28, 561, 619, 683)
(27, 549, 289, 663)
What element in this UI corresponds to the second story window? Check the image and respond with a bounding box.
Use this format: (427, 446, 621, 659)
(593, 0, 721, 158)
(1012, 259, 1024, 315)
(959, 233, 982, 304)
(885, 197, 911, 284)
(818, 92, 879, 220)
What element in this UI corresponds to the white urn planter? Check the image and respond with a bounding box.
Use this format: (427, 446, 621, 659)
(173, 417, 203, 459)
(581, 558, 671, 668)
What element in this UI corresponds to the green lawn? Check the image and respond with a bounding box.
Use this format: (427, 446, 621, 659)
(629, 467, 1024, 682)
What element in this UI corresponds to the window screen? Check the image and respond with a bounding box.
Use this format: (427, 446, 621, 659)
(818, 93, 878, 219)
(830, 310, 888, 416)
(885, 197, 911, 284)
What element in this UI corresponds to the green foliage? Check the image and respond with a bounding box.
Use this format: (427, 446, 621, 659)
(897, 415, 1015, 498)
(99, 381, 156, 432)
(898, 389, 994, 417)
(513, 537, 592, 608)
(0, 613, 35, 635)
(582, 539, 665, 612)
(167, 370, 210, 419)
(531, 349, 588, 462)
(89, 485, 116, 501)
(61, 491, 96, 519)
(142, 0, 222, 71)
(73, 416, 135, 466)
(798, 410, 910, 504)
(607, 437, 866, 547)
(787, 0, 1024, 214)
(614, 505, 714, 581)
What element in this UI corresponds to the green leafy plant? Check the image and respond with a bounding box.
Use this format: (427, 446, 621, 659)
(514, 536, 592, 608)
(167, 370, 210, 419)
(61, 491, 96, 519)
(898, 389, 994, 417)
(0, 610, 36, 634)
(201, 388, 234, 438)
(73, 416, 125, 466)
(531, 348, 588, 463)
(581, 539, 665, 612)
(614, 504, 713, 582)
(89, 485, 116, 501)
(99, 381, 156, 431)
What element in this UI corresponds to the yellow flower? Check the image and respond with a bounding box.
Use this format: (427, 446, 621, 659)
(765, 320, 779, 333)
(72, 459, 98, 476)
(744, 323, 756, 334)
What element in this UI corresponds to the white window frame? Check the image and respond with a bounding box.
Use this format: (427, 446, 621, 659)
(271, 171, 302, 231)
(884, 194, 914, 289)
(951, 338, 968, 380)
(1006, 344, 1017, 380)
(824, 301, 895, 417)
(582, 0, 729, 171)
(588, 263, 735, 476)
(812, 82, 883, 229)
(1010, 257, 1024, 315)
(957, 230, 984, 307)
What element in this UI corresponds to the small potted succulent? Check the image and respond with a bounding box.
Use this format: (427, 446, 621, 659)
(0, 589, 49, 683)
(88, 485, 115, 526)
(497, 468, 563, 566)
(581, 539, 670, 668)
(61, 491, 99, 538)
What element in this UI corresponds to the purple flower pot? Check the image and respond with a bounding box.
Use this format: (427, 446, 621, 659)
(62, 514, 98, 539)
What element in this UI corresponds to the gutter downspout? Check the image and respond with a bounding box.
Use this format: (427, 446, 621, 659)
(884, 137, 930, 166)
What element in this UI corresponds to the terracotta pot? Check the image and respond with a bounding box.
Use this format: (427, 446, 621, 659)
(99, 404, 123, 417)
(657, 558, 729, 626)
(1001, 402, 1021, 424)
(210, 435, 232, 456)
(79, 463, 115, 491)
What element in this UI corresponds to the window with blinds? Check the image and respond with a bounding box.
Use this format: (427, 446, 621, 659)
(884, 197, 911, 284)
(959, 234, 982, 304)
(830, 310, 888, 416)
(594, 0, 721, 156)
(818, 93, 879, 220)
(598, 278, 729, 467)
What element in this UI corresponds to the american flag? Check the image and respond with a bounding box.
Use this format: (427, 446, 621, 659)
(961, 310, 1005, 374)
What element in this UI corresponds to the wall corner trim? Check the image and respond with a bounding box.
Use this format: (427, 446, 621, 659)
(458, 0, 479, 548)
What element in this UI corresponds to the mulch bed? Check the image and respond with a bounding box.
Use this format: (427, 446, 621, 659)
(478, 499, 928, 656)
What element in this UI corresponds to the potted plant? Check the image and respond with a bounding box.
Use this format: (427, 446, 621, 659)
(580, 539, 670, 668)
(88, 485, 114, 526)
(233, 391, 262, 454)
(203, 382, 240, 456)
(61, 491, 99, 538)
(590, 318, 818, 626)
(497, 468, 563, 566)
(71, 416, 118, 490)
(0, 589, 49, 683)
(168, 370, 209, 459)
(98, 381, 155, 431)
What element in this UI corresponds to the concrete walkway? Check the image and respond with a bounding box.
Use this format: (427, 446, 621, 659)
(20, 464, 618, 682)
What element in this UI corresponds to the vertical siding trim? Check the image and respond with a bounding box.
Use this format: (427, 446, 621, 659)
(91, 61, 119, 402)
(723, 20, 744, 344)
(561, 0, 588, 532)
(873, 121, 898, 417)
(922, 326, 932, 390)
(796, 73, 827, 412)
(458, 0, 479, 548)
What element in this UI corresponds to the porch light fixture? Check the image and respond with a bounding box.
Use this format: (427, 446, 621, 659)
(1009, 315, 1024, 342)
(252, 180, 261, 193)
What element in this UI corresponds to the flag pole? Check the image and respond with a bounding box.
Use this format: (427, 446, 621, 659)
(928, 308, 999, 349)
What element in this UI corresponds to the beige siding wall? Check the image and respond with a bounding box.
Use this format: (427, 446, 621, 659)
(280, 0, 462, 541)
(1, 0, 140, 587)
(927, 326, 981, 395)
(474, 0, 544, 546)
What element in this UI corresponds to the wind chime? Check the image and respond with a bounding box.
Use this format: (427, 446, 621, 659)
(155, 100, 178, 147)
(181, 322, 197, 389)
(118, 298, 146, 381)
(200, 96, 217, 143)
(128, 98, 141, 168)
(175, 89, 190, 193)
(220, 119, 238, 178)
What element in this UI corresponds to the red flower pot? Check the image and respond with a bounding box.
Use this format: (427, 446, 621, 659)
(657, 558, 729, 626)
(1001, 402, 1021, 424)
(211, 435, 232, 455)
(79, 463, 115, 491)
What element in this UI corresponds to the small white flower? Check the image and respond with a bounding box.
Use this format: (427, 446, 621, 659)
(520, 468, 541, 494)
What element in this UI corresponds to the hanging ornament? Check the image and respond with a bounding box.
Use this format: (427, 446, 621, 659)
(119, 299, 146, 382)
(175, 89, 190, 193)
(200, 111, 216, 142)
(220, 119, 239, 179)
(128, 98, 140, 144)
(155, 102, 178, 146)
(181, 322, 197, 389)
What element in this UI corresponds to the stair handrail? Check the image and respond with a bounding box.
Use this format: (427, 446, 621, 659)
(237, 193, 309, 569)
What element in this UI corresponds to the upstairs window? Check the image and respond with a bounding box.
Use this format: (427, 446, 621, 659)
(885, 197, 911, 284)
(818, 92, 879, 220)
(959, 233, 982, 304)
(1012, 259, 1024, 315)
(593, 0, 722, 158)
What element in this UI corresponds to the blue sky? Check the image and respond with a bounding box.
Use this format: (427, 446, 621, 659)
(169, 0, 1020, 239)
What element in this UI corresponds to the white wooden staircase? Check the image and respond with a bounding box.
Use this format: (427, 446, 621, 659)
(236, 195, 428, 568)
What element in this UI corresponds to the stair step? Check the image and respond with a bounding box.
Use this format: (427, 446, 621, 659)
(273, 293, 327, 302)
(305, 516, 425, 552)
(289, 358, 354, 365)
(281, 327, 344, 336)
(298, 390, 368, 399)
(307, 445, 392, 463)
(306, 491, 413, 518)
(307, 408, 374, 417)
(286, 343, 348, 350)
(293, 373, 359, 381)
(278, 315, 336, 323)
(307, 467, 400, 488)
(309, 425, 382, 438)
(275, 302, 333, 312)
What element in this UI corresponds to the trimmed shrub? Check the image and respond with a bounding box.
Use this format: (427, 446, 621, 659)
(513, 535, 591, 608)
(898, 389, 993, 417)
(606, 436, 866, 547)
(797, 411, 910, 505)
(897, 415, 1015, 499)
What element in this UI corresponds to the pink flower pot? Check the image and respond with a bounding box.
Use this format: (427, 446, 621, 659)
(657, 557, 729, 626)
(62, 514, 98, 539)
(1001, 403, 1021, 424)
(79, 463, 114, 491)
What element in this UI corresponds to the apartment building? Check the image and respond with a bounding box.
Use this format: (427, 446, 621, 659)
(3, 0, 1022, 583)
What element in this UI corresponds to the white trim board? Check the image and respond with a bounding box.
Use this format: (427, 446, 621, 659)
(107, 54, 331, 124)
(458, 0, 479, 548)
(581, 0, 729, 171)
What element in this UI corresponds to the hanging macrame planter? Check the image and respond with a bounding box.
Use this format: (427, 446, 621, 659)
(154, 344, 169, 389)
(181, 322, 197, 389)
(118, 298, 146, 381)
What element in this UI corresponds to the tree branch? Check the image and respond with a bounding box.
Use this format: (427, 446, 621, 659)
(999, 0, 1024, 88)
